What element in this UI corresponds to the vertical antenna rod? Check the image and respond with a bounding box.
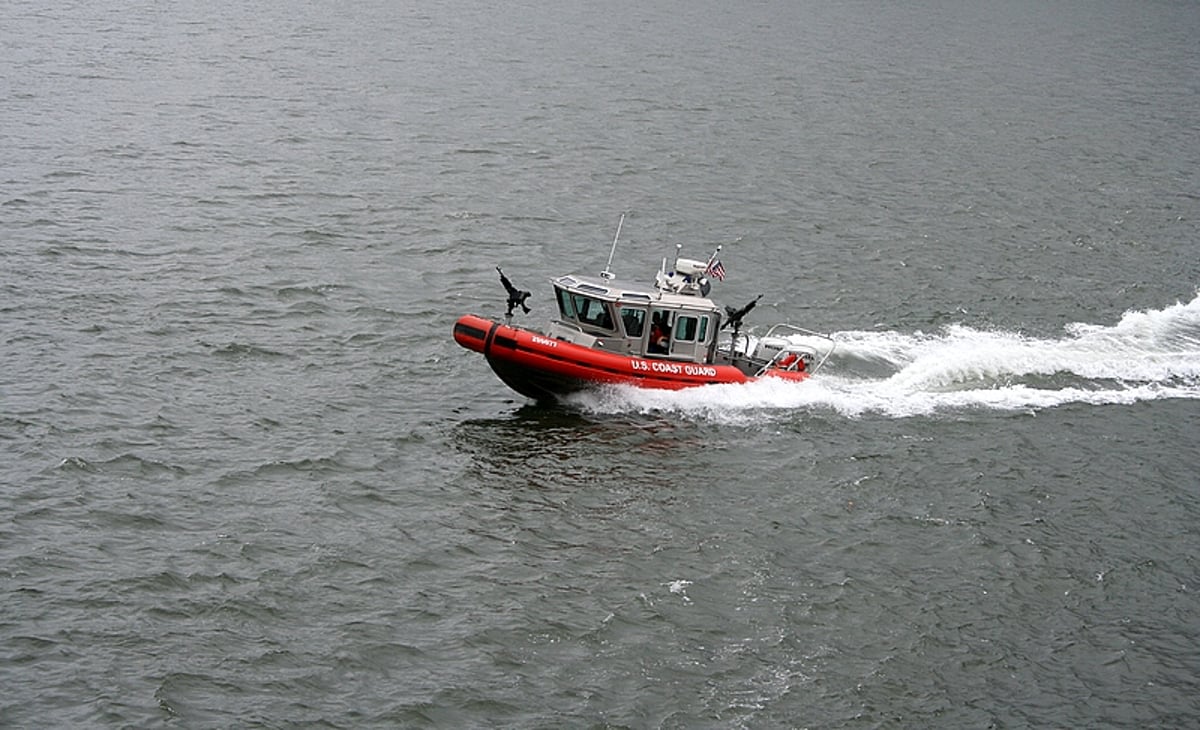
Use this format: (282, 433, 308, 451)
(600, 212, 625, 280)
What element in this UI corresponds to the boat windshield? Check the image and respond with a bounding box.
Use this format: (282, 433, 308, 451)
(555, 287, 576, 320)
(555, 286, 615, 332)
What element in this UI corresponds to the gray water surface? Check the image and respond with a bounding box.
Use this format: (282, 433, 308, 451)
(3, 1, 1200, 727)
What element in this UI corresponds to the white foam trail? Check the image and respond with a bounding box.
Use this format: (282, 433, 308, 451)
(566, 292, 1200, 420)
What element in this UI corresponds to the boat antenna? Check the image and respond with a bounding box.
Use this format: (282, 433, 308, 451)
(600, 212, 625, 280)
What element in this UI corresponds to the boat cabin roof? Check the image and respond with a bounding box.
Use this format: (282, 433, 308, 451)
(552, 273, 720, 314)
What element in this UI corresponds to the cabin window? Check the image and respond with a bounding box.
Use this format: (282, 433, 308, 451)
(619, 307, 646, 338)
(697, 315, 709, 343)
(555, 287, 576, 320)
(673, 315, 699, 342)
(570, 293, 615, 331)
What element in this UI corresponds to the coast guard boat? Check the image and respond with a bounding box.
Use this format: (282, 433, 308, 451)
(453, 218, 834, 402)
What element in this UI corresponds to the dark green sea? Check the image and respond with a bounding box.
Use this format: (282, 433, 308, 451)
(3, 0, 1199, 726)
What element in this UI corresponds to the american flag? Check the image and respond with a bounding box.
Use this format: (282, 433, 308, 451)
(705, 258, 726, 281)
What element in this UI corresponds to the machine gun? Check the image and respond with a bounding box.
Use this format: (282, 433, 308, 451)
(497, 266, 531, 322)
(722, 294, 762, 337)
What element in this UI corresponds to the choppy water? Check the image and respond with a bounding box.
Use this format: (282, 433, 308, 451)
(4, 0, 1200, 727)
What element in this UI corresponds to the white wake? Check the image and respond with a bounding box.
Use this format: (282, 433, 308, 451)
(565, 292, 1200, 420)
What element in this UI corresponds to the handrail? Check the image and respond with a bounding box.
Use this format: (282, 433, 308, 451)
(761, 323, 837, 373)
(762, 322, 832, 340)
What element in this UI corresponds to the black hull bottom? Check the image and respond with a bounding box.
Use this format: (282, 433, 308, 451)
(486, 356, 586, 403)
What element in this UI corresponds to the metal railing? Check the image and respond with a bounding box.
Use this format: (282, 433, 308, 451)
(758, 323, 838, 374)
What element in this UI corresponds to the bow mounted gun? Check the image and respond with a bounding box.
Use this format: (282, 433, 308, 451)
(496, 266, 531, 322)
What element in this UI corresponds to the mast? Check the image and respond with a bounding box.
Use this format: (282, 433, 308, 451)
(600, 212, 625, 280)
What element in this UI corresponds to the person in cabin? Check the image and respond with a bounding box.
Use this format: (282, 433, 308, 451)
(648, 314, 669, 354)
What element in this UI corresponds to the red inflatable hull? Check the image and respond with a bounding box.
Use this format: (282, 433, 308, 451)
(453, 314, 808, 401)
